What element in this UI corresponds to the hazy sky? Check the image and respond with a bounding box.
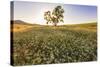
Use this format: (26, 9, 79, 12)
(12, 1, 97, 25)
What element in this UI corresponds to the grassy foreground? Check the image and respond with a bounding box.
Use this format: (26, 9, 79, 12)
(12, 23, 97, 66)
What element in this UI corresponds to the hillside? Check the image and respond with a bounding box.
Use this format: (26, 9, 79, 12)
(11, 20, 34, 25)
(11, 21, 97, 32)
(12, 21, 97, 65)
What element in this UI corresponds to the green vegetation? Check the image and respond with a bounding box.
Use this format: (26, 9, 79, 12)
(44, 6, 64, 26)
(12, 23, 97, 66)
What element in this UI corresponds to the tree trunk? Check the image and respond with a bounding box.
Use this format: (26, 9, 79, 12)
(54, 23, 57, 26)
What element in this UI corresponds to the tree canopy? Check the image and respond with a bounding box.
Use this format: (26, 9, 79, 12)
(44, 6, 64, 26)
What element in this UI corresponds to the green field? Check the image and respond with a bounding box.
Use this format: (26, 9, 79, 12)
(12, 22, 97, 66)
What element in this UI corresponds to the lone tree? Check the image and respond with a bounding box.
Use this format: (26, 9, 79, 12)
(44, 6, 64, 26)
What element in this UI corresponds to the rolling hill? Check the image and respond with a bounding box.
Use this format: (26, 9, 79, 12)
(12, 21, 97, 65)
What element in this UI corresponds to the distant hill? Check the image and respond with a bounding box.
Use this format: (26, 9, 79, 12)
(11, 20, 32, 25)
(73, 22, 97, 26)
(11, 20, 42, 26)
(72, 22, 97, 27)
(61, 22, 97, 27)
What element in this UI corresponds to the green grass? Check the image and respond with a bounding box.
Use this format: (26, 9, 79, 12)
(12, 23, 97, 66)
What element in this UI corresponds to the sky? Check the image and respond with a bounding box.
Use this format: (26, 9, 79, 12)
(11, 1, 97, 25)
